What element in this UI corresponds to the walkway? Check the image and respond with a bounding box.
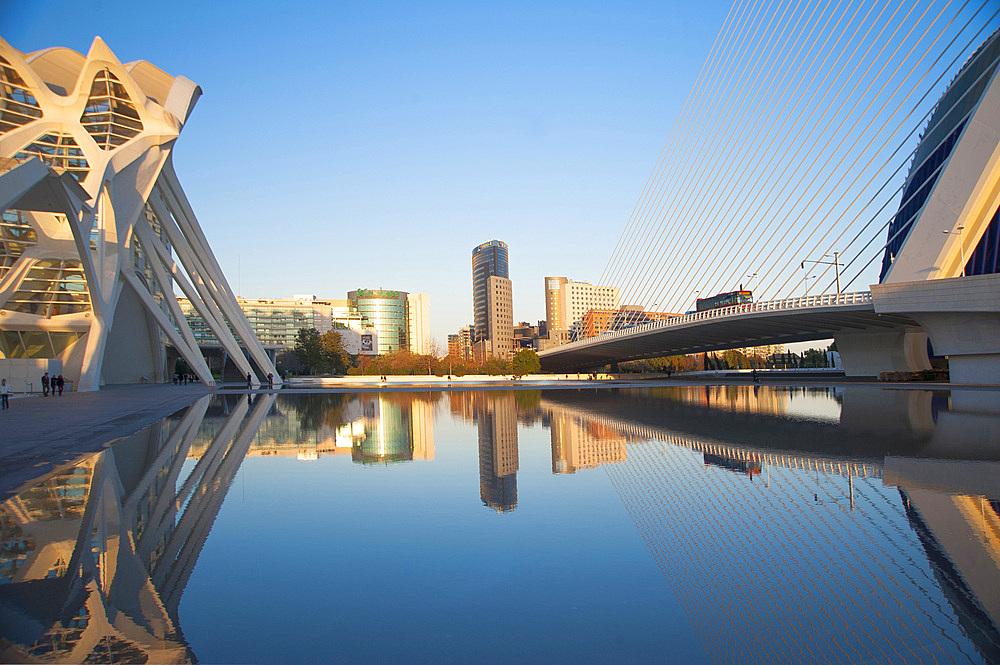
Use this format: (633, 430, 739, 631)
(0, 384, 211, 501)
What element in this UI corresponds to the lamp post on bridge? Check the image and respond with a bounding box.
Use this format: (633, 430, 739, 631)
(942, 226, 966, 277)
(800, 251, 841, 294)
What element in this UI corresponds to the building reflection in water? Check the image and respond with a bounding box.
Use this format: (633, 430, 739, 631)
(541, 385, 1000, 664)
(1, 385, 997, 663)
(0, 393, 275, 664)
(473, 391, 519, 513)
(203, 393, 438, 465)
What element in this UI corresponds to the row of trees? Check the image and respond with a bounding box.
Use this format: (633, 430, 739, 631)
(275, 327, 833, 377)
(276, 328, 543, 377)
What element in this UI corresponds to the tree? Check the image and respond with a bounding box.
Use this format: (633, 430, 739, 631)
(319, 329, 352, 374)
(512, 349, 541, 375)
(276, 349, 306, 376)
(293, 328, 325, 374)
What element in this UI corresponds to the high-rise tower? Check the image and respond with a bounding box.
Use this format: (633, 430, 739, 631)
(471, 240, 512, 357)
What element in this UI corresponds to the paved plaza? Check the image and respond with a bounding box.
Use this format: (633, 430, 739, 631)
(0, 384, 213, 501)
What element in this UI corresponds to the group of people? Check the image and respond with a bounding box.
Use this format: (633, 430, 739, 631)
(1, 372, 65, 410)
(41, 372, 65, 396)
(174, 373, 197, 385)
(246, 372, 275, 390)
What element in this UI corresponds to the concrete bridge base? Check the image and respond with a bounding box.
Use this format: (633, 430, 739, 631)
(872, 274, 1000, 384)
(835, 329, 931, 377)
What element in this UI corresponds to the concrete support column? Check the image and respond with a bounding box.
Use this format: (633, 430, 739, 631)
(872, 274, 1000, 385)
(834, 329, 931, 377)
(911, 312, 1000, 384)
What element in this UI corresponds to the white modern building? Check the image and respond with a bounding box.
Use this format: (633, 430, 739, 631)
(544, 276, 619, 344)
(0, 37, 277, 390)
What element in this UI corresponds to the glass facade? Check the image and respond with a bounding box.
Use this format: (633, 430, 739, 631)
(2, 258, 90, 317)
(0, 56, 42, 135)
(80, 69, 143, 150)
(14, 132, 89, 182)
(881, 28, 1000, 280)
(0, 209, 37, 279)
(348, 289, 408, 354)
(471, 240, 508, 343)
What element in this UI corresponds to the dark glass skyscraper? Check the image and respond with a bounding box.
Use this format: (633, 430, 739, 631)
(471, 239, 509, 342)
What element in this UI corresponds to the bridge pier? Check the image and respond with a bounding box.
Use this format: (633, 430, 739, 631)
(834, 329, 931, 377)
(872, 274, 1000, 384)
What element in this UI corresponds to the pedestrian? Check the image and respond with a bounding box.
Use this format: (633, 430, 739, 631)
(57, 374, 64, 395)
(0, 378, 10, 410)
(267, 372, 273, 389)
(41, 372, 49, 396)
(246, 372, 252, 390)
(752, 368, 759, 384)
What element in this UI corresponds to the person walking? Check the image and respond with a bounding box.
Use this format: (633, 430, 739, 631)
(57, 374, 65, 396)
(41, 372, 49, 397)
(246, 372, 252, 390)
(267, 373, 273, 389)
(0, 378, 10, 410)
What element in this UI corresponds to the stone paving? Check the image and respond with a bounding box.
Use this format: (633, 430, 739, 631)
(0, 384, 213, 501)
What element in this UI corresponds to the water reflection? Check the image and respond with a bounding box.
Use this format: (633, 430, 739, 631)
(0, 393, 275, 664)
(1, 385, 998, 663)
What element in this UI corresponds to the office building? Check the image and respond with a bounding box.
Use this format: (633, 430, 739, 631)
(178, 295, 377, 355)
(544, 277, 619, 343)
(348, 288, 429, 355)
(471, 240, 513, 358)
(0, 37, 276, 389)
(406, 292, 430, 355)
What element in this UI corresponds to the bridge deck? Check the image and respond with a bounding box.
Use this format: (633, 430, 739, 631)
(539, 292, 920, 371)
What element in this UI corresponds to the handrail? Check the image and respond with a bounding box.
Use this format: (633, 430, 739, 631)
(542, 291, 873, 354)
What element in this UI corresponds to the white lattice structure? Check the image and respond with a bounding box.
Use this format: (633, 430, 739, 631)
(0, 37, 277, 390)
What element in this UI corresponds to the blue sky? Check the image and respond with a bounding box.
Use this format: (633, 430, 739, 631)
(3, 0, 731, 346)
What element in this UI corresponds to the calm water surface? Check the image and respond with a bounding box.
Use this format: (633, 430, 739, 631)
(2, 385, 999, 664)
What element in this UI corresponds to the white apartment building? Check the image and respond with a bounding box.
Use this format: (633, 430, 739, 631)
(544, 277, 619, 339)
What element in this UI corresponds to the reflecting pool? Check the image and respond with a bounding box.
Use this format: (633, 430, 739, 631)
(2, 385, 999, 664)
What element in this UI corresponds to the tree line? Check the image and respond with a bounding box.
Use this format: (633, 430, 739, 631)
(278, 327, 542, 377)
(277, 327, 832, 377)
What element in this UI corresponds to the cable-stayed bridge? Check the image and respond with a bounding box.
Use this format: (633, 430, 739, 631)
(541, 0, 1000, 382)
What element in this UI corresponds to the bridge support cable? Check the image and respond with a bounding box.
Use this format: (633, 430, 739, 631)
(611, 0, 836, 306)
(831, 39, 1000, 292)
(603, 0, 1000, 315)
(602, 0, 774, 296)
(749, 0, 994, 298)
(635, 0, 899, 309)
(600, 0, 746, 288)
(608, 0, 916, 306)
(794, 20, 1000, 296)
(620, 0, 881, 309)
(655, 0, 968, 309)
(603, 0, 778, 291)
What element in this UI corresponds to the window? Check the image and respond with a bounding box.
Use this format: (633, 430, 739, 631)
(80, 69, 143, 149)
(0, 56, 42, 134)
(15, 132, 89, 181)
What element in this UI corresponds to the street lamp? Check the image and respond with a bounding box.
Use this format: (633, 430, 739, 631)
(803, 274, 816, 295)
(800, 251, 841, 294)
(942, 226, 966, 277)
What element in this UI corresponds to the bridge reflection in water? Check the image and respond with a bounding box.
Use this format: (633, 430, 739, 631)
(539, 386, 1000, 664)
(0, 386, 997, 663)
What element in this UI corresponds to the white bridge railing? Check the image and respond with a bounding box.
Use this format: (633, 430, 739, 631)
(542, 291, 873, 354)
